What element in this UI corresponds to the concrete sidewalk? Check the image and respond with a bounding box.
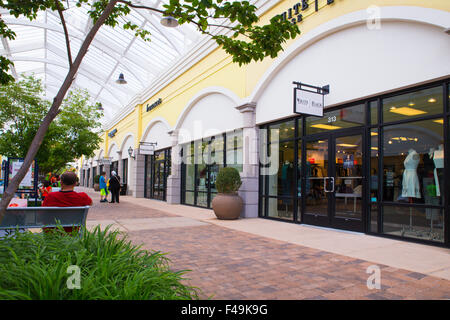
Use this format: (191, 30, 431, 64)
(87, 190, 449, 281)
(80, 187, 450, 299)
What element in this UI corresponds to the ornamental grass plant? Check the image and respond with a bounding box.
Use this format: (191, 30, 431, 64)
(0, 225, 199, 300)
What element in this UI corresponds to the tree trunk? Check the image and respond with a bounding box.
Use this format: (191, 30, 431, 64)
(0, 0, 119, 222)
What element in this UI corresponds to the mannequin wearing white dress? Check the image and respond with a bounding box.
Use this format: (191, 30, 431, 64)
(401, 149, 421, 198)
(433, 144, 444, 197)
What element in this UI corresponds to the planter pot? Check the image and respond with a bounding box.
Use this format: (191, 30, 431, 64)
(93, 183, 100, 192)
(212, 193, 243, 220)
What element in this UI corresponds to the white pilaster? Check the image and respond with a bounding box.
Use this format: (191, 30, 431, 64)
(235, 102, 259, 218)
(166, 129, 181, 204)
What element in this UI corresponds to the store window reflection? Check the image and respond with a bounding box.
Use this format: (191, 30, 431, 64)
(267, 140, 295, 220)
(383, 86, 443, 123)
(383, 206, 444, 243)
(370, 128, 379, 202)
(382, 119, 444, 205)
(306, 104, 365, 135)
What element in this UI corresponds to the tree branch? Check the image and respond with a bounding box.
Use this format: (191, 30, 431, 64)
(54, 0, 73, 67)
(117, 0, 238, 37)
(116, 0, 165, 14)
(0, 0, 120, 221)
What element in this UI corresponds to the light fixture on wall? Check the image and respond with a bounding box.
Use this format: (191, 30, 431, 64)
(116, 73, 127, 84)
(160, 16, 179, 28)
(128, 146, 135, 159)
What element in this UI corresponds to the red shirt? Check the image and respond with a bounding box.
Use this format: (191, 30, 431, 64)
(42, 190, 92, 234)
(42, 190, 92, 207)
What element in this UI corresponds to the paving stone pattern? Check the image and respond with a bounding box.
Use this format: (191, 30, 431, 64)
(86, 190, 450, 300)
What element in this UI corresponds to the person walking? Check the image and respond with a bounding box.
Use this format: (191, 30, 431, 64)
(109, 171, 121, 203)
(99, 172, 108, 202)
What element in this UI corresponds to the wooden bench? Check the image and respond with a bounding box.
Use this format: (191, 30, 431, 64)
(0, 206, 90, 237)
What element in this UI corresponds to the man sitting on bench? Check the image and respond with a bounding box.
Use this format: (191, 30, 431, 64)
(42, 171, 92, 233)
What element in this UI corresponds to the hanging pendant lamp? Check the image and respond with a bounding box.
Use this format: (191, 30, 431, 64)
(160, 16, 179, 28)
(116, 73, 127, 84)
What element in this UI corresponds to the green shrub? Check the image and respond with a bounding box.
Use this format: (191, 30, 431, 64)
(93, 175, 100, 184)
(0, 226, 200, 300)
(215, 167, 242, 194)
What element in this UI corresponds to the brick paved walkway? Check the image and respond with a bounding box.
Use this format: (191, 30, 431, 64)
(84, 189, 450, 300)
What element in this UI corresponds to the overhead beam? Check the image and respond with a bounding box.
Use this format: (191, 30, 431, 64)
(1, 37, 18, 79)
(3, 17, 159, 83)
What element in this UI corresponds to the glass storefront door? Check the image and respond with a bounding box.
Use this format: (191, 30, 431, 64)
(144, 149, 171, 201)
(303, 129, 364, 231)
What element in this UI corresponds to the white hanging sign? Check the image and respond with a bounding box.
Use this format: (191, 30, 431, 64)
(294, 87, 324, 117)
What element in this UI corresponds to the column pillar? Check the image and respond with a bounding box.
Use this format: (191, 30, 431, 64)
(131, 152, 145, 198)
(235, 102, 259, 218)
(166, 129, 181, 204)
(88, 161, 94, 188)
(104, 164, 111, 180)
(117, 151, 123, 184)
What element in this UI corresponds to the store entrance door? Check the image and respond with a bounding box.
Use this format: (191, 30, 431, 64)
(303, 128, 365, 232)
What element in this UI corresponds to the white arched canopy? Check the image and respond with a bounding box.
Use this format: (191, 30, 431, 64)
(107, 143, 119, 162)
(141, 119, 172, 150)
(176, 91, 243, 144)
(253, 7, 450, 124)
(120, 134, 135, 159)
(0, 0, 203, 124)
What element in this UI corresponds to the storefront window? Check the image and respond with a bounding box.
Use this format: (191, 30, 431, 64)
(226, 129, 242, 172)
(181, 131, 242, 208)
(382, 118, 444, 205)
(383, 86, 443, 123)
(269, 120, 295, 142)
(370, 101, 378, 125)
(297, 140, 302, 222)
(267, 141, 295, 199)
(268, 198, 293, 220)
(383, 205, 444, 243)
(257, 81, 449, 245)
(306, 103, 365, 135)
(370, 204, 378, 233)
(370, 128, 379, 202)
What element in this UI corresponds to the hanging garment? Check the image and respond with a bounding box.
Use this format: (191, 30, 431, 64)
(433, 149, 444, 197)
(401, 150, 421, 198)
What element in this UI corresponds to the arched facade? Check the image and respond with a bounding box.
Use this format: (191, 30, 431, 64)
(84, 2, 450, 247)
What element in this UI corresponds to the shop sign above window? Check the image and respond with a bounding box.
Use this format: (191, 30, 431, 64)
(293, 81, 329, 117)
(146, 98, 162, 112)
(108, 129, 117, 138)
(276, 0, 335, 25)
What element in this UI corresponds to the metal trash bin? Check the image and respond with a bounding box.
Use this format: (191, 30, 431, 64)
(120, 184, 127, 195)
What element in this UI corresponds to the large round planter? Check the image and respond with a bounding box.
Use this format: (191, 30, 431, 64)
(93, 183, 100, 192)
(212, 193, 243, 220)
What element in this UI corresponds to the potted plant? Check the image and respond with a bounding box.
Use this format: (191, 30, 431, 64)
(212, 167, 243, 220)
(93, 174, 100, 192)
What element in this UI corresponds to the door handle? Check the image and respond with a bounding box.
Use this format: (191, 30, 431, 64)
(324, 177, 335, 193)
(323, 177, 329, 192)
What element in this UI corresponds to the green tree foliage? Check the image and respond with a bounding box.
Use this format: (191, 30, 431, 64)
(0, 0, 301, 218)
(0, 76, 103, 174)
(0, 0, 301, 83)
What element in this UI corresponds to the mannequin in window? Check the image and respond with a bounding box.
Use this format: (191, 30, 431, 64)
(422, 148, 435, 178)
(433, 144, 444, 197)
(401, 148, 421, 199)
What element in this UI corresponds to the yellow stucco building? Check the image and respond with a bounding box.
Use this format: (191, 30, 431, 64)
(79, 0, 450, 246)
